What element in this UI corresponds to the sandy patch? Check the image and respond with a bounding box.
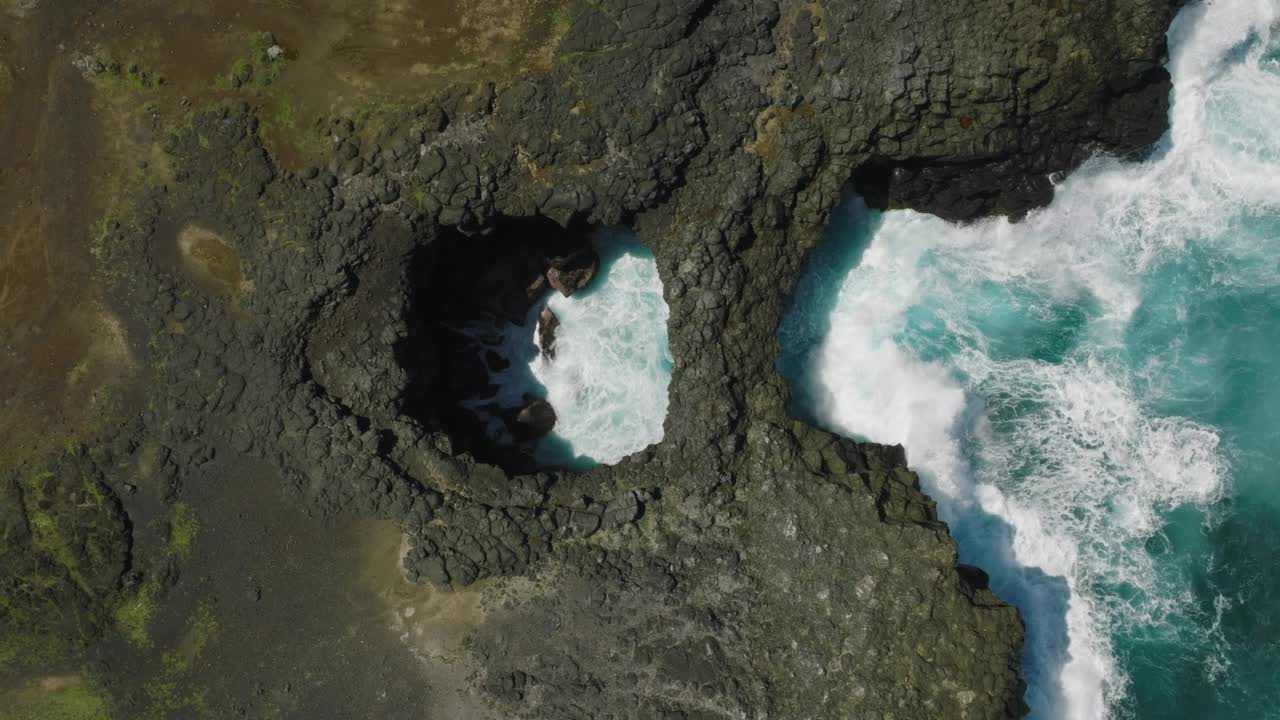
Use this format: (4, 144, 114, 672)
(358, 521, 494, 719)
(177, 225, 250, 296)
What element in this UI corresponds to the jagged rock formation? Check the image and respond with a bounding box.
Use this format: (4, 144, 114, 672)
(546, 247, 599, 297)
(2, 0, 1181, 717)
(513, 396, 558, 439)
(538, 306, 561, 360)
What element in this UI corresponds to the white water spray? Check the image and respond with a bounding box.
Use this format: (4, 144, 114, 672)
(531, 228, 671, 466)
(468, 227, 671, 467)
(791, 3, 1280, 717)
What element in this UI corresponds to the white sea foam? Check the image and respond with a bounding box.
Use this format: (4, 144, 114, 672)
(799, 3, 1280, 718)
(461, 228, 671, 467)
(530, 228, 672, 466)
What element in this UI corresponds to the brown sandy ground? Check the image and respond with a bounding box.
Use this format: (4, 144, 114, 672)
(0, 1, 563, 716)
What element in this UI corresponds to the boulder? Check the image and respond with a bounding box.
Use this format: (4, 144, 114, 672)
(537, 307, 560, 360)
(546, 249, 598, 297)
(511, 396, 556, 440)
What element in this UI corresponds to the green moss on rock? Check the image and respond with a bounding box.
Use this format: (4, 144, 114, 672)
(0, 453, 130, 671)
(166, 504, 198, 560)
(21, 472, 90, 594)
(140, 600, 219, 719)
(218, 32, 287, 91)
(113, 581, 157, 649)
(0, 676, 111, 720)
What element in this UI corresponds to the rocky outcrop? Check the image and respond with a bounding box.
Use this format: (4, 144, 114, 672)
(0, 448, 133, 670)
(512, 396, 557, 439)
(545, 247, 599, 297)
(39, 0, 1184, 716)
(537, 306, 560, 360)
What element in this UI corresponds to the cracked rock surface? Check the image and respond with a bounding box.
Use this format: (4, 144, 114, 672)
(2, 0, 1180, 717)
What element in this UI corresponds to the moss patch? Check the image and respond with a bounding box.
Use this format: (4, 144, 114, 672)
(551, 4, 572, 34)
(167, 504, 199, 560)
(81, 480, 106, 511)
(348, 94, 415, 128)
(408, 182, 430, 208)
(218, 32, 288, 91)
(89, 195, 145, 283)
(114, 581, 158, 649)
(0, 630, 74, 674)
(89, 57, 164, 96)
(113, 503, 199, 648)
(141, 600, 219, 719)
(20, 472, 90, 594)
(170, 600, 218, 673)
(1, 451, 131, 672)
(264, 95, 295, 132)
(0, 676, 111, 720)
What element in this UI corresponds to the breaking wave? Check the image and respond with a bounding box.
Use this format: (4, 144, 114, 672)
(780, 3, 1280, 717)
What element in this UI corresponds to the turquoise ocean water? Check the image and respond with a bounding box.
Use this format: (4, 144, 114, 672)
(780, 2, 1280, 717)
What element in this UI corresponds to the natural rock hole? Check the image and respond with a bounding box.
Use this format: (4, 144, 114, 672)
(399, 217, 671, 472)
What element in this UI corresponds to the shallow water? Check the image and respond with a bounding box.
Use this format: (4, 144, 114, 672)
(780, 2, 1280, 717)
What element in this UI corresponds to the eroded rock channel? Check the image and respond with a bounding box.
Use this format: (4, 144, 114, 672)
(0, 0, 1184, 716)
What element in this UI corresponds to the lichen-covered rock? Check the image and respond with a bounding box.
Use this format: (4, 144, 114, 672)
(0, 451, 131, 670)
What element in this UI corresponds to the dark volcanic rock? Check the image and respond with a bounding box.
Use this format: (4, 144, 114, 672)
(512, 396, 557, 439)
(0, 449, 132, 668)
(63, 0, 1188, 716)
(537, 306, 560, 360)
(540, 239, 599, 295)
(545, 248, 599, 297)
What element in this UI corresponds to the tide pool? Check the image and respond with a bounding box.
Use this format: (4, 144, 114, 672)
(780, 2, 1280, 718)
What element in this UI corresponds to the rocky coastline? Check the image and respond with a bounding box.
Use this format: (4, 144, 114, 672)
(1, 0, 1180, 717)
